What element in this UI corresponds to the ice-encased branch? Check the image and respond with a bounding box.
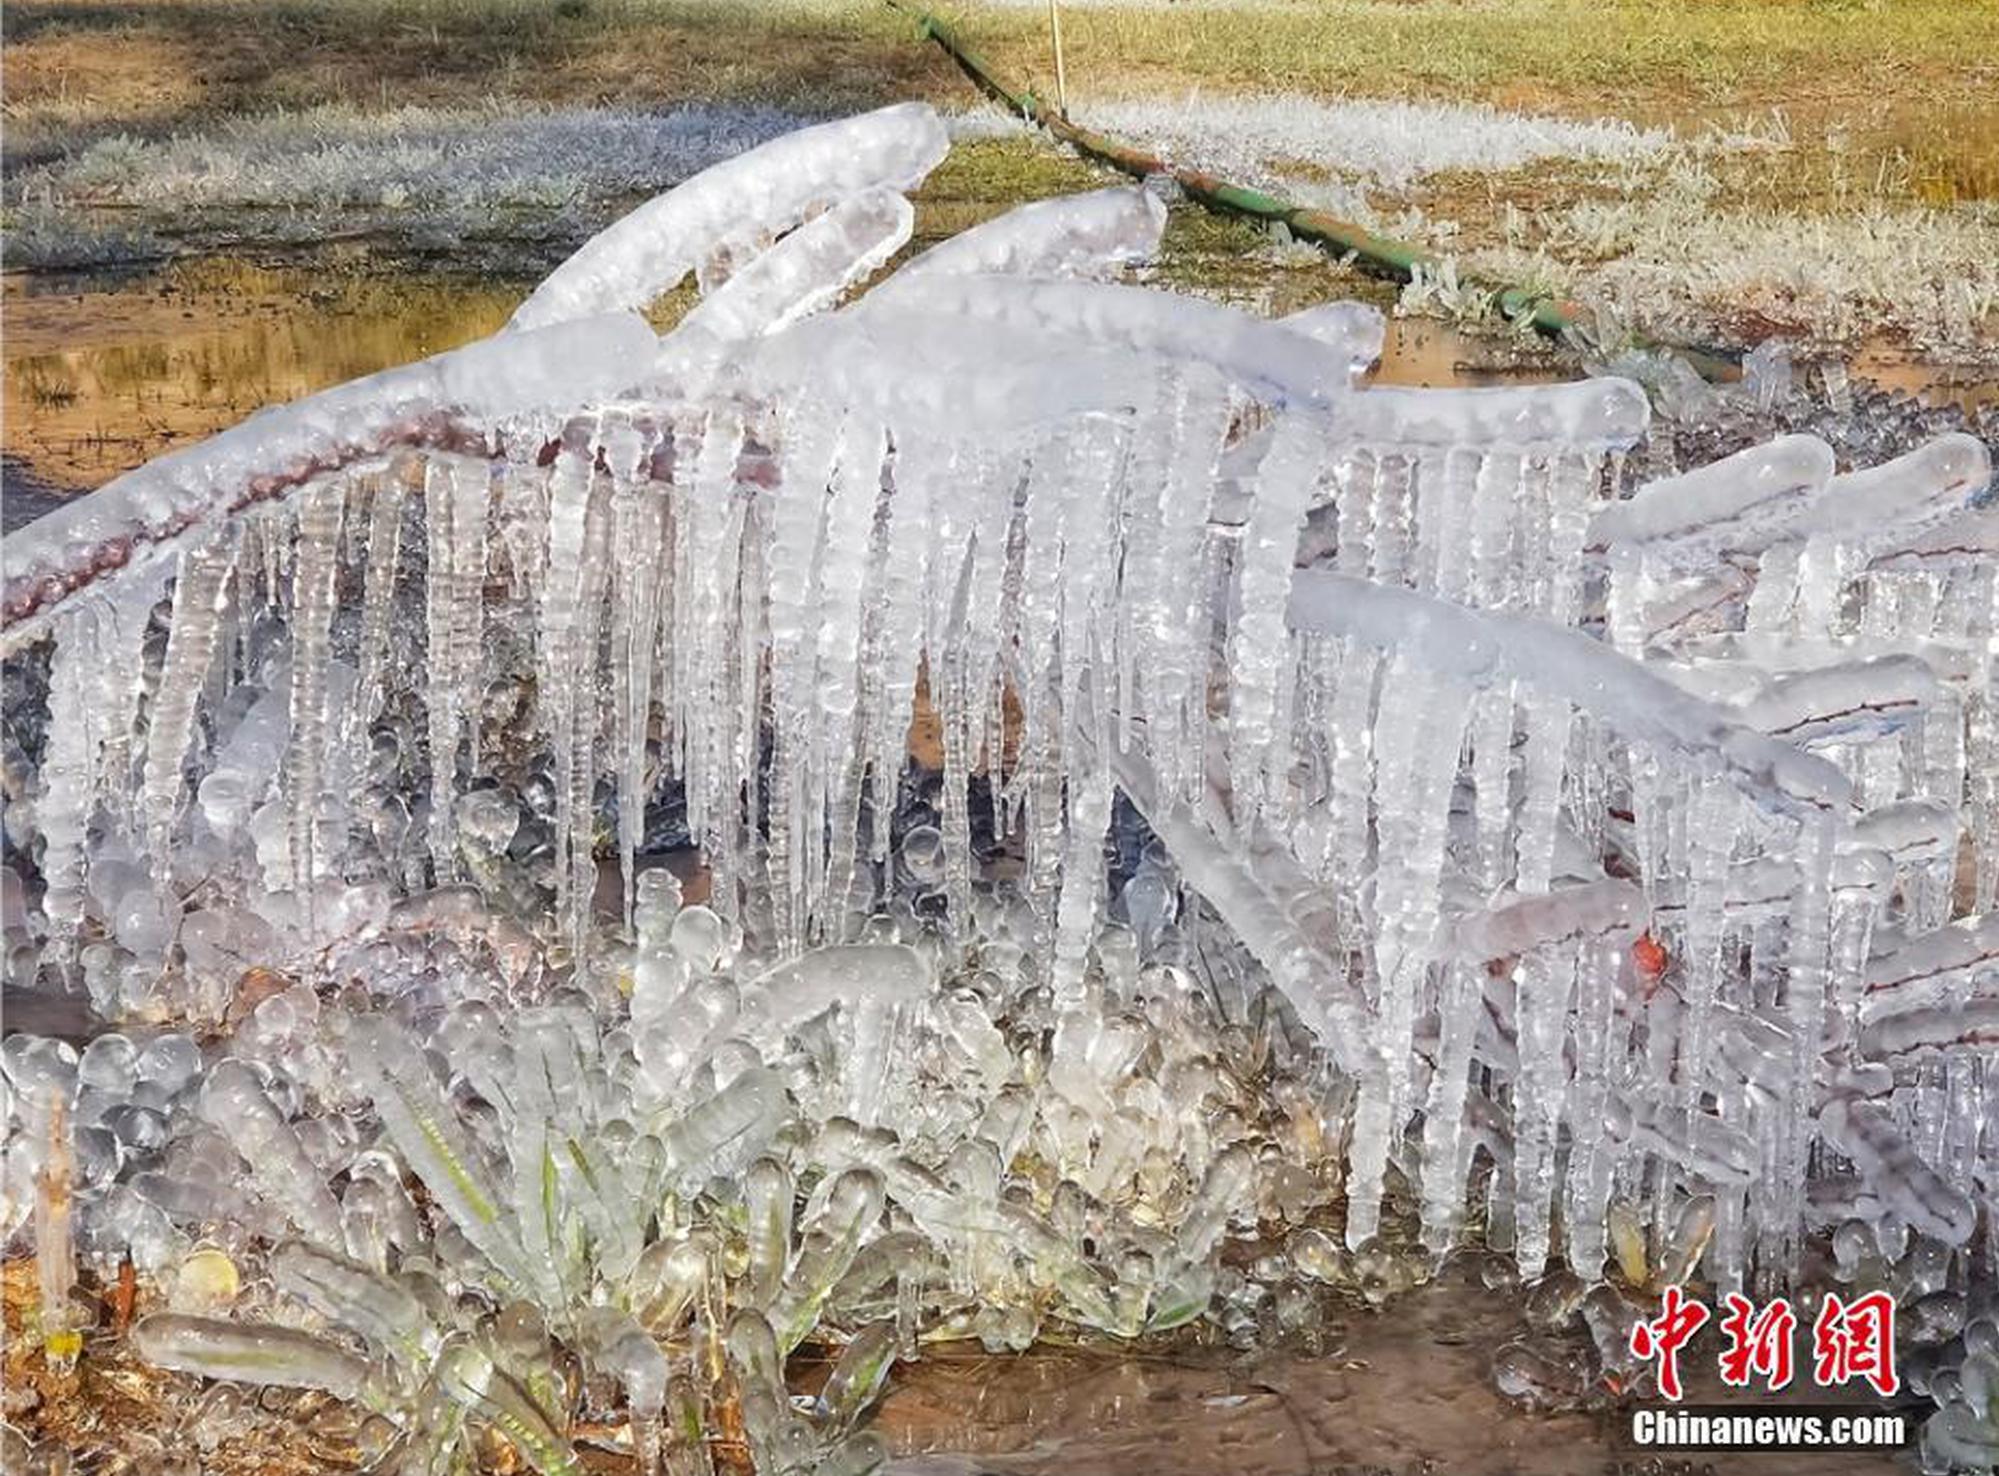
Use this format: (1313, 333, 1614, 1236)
(670, 187, 915, 351)
(1, 314, 658, 647)
(856, 276, 1377, 405)
(736, 305, 1199, 429)
(1285, 570, 1853, 818)
(1587, 434, 1834, 567)
(511, 102, 948, 331)
(1339, 378, 1651, 450)
(1102, 736, 1370, 1075)
(882, 185, 1166, 285)
(1771, 433, 1989, 557)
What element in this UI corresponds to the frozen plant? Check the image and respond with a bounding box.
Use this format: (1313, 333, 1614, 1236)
(1, 101, 1995, 1471)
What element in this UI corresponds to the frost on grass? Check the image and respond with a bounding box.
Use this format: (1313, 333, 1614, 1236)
(1459, 166, 1999, 356)
(941, 104, 1034, 144)
(1076, 92, 1672, 191)
(0, 208, 170, 271)
(1053, 86, 1995, 354)
(15, 104, 814, 214)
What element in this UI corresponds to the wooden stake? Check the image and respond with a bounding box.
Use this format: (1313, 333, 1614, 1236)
(1047, 0, 1068, 116)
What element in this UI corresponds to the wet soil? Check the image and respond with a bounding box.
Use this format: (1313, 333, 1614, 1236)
(7, 1255, 1905, 1474)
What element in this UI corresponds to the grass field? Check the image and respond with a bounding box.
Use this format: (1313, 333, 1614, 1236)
(4, 1, 1996, 353)
(7, 0, 1994, 169)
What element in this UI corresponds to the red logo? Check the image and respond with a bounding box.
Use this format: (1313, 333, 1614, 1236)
(1812, 1290, 1898, 1397)
(1629, 1284, 1710, 1401)
(1717, 1293, 1798, 1391)
(1627, 1288, 1899, 1400)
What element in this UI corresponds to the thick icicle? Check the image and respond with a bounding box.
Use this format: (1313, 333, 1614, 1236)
(140, 536, 237, 871)
(285, 478, 345, 921)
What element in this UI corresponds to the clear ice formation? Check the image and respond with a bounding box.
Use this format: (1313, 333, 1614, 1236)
(508, 103, 950, 332)
(3, 101, 1997, 1472)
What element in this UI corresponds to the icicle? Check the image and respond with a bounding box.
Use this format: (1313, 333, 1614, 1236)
(536, 422, 615, 953)
(609, 421, 667, 929)
(1346, 657, 1471, 1249)
(423, 456, 491, 878)
(1511, 945, 1576, 1278)
(38, 614, 98, 949)
(89, 573, 164, 830)
(1510, 691, 1571, 894)
(764, 400, 835, 952)
(1563, 936, 1624, 1278)
(814, 419, 891, 933)
(1419, 961, 1483, 1255)
(1012, 429, 1077, 924)
(935, 445, 1018, 926)
(450, 461, 492, 776)
(141, 535, 237, 872)
(285, 478, 345, 924)
(860, 435, 942, 864)
(1227, 412, 1327, 822)
(1469, 684, 1518, 892)
(1676, 777, 1738, 1107)
(540, 425, 598, 900)
(1046, 419, 1126, 1001)
(1768, 815, 1836, 1276)
(350, 462, 411, 741)
(566, 468, 615, 957)
(1126, 370, 1229, 808)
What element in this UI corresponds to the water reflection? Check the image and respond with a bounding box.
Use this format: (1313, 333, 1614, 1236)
(2, 261, 523, 506)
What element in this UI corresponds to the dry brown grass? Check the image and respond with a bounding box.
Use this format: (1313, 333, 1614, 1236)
(2, 1, 955, 165)
(7, 0, 1995, 163)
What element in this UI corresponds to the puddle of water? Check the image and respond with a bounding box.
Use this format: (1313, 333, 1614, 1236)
(1371, 317, 1566, 390)
(4, 261, 1993, 525)
(1377, 316, 1999, 419)
(1850, 341, 1999, 415)
(1, 261, 524, 502)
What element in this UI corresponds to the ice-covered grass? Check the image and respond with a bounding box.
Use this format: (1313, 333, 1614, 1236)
(1445, 161, 1999, 356)
(9, 0, 1990, 178)
(13, 103, 815, 214)
(1076, 92, 1673, 190)
(4, 103, 1063, 269)
(942, 104, 1034, 144)
(0, 208, 172, 272)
